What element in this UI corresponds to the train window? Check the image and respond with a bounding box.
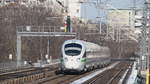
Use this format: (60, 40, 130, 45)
(65, 50, 81, 56)
(65, 43, 82, 48)
(65, 43, 82, 56)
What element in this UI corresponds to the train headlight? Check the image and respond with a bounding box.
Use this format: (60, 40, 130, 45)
(64, 57, 68, 61)
(76, 58, 80, 62)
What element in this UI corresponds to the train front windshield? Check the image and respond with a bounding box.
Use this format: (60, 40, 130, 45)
(64, 43, 82, 56)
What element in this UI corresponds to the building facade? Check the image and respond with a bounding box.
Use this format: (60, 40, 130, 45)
(108, 9, 135, 28)
(107, 9, 137, 41)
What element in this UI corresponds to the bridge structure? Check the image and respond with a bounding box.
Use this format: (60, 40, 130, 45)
(16, 26, 76, 67)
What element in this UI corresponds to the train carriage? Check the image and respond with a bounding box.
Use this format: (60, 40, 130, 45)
(60, 39, 111, 73)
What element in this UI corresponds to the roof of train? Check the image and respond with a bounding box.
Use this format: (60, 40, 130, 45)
(63, 39, 109, 52)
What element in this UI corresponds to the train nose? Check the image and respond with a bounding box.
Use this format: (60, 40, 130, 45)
(64, 58, 84, 70)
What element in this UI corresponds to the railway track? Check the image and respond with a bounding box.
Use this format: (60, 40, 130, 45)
(106, 69, 124, 84)
(34, 70, 99, 84)
(0, 68, 50, 80)
(36, 74, 78, 84)
(0, 65, 58, 84)
(31, 63, 112, 84)
(27, 63, 110, 84)
(106, 63, 132, 84)
(83, 62, 132, 84)
(0, 62, 132, 84)
(0, 67, 30, 74)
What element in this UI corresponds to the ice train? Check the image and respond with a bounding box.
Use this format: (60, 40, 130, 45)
(60, 39, 111, 73)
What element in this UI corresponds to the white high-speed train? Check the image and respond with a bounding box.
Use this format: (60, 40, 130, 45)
(60, 39, 111, 73)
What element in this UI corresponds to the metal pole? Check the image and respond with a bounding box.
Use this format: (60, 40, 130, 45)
(118, 25, 121, 42)
(47, 40, 50, 57)
(112, 25, 115, 40)
(133, 0, 136, 29)
(146, 0, 150, 70)
(65, 0, 69, 13)
(97, 17, 102, 34)
(106, 22, 109, 40)
(133, 0, 136, 10)
(139, 0, 150, 74)
(17, 35, 21, 67)
(84, 3, 87, 20)
(117, 25, 119, 42)
(99, 17, 102, 34)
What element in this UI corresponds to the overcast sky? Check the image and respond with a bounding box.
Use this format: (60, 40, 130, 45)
(81, 0, 144, 19)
